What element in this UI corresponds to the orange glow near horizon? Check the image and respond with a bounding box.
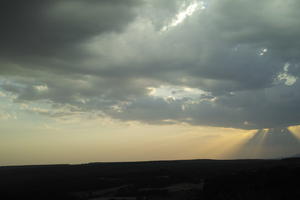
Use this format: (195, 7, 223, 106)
(1, 119, 300, 166)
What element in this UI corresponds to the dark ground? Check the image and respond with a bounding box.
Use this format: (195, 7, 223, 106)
(1, 158, 300, 199)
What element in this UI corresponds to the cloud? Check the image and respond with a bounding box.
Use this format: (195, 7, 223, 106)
(1, 0, 300, 129)
(0, 0, 140, 56)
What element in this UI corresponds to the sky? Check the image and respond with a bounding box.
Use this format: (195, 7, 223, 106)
(1, 0, 300, 165)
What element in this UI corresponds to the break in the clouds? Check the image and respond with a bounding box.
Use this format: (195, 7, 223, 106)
(1, 0, 300, 129)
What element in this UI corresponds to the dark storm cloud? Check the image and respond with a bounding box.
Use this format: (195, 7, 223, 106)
(1, 0, 300, 129)
(0, 0, 140, 58)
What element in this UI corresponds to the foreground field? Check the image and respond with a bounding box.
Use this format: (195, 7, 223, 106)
(1, 158, 300, 199)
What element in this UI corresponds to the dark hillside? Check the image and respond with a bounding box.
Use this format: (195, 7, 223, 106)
(1, 158, 300, 199)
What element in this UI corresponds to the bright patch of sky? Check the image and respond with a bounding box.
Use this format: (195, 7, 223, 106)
(0, 89, 17, 120)
(161, 1, 205, 32)
(147, 85, 209, 100)
(34, 84, 48, 92)
(258, 48, 268, 56)
(0, 87, 56, 125)
(276, 63, 297, 86)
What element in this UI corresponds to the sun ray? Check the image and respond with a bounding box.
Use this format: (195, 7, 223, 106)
(288, 126, 300, 140)
(190, 130, 256, 159)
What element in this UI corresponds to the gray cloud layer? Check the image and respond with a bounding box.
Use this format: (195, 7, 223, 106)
(1, 0, 300, 129)
(0, 0, 139, 56)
